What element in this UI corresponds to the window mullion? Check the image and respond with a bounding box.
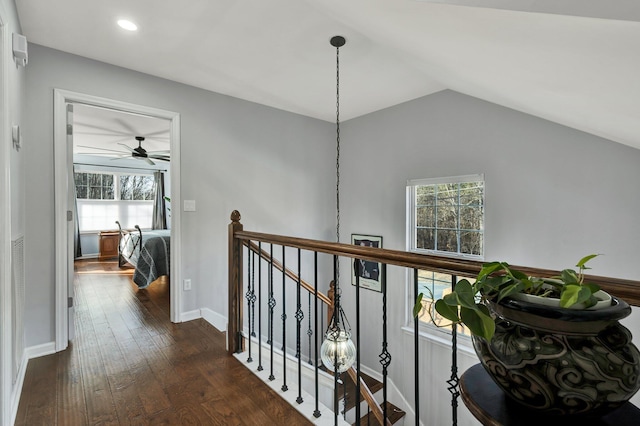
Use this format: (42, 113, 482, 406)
(114, 173, 120, 201)
(456, 183, 461, 255)
(434, 186, 438, 252)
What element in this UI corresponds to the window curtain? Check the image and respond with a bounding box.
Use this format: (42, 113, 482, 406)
(73, 166, 82, 258)
(152, 171, 167, 230)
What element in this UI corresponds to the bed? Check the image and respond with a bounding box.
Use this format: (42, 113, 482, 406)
(115, 221, 171, 288)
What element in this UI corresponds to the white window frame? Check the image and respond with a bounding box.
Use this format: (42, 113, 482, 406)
(405, 174, 484, 341)
(74, 169, 155, 232)
(75, 170, 155, 202)
(406, 174, 484, 260)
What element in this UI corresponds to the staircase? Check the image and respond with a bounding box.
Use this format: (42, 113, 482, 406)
(329, 367, 406, 425)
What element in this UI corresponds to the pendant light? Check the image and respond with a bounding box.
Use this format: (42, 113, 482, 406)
(320, 35, 356, 374)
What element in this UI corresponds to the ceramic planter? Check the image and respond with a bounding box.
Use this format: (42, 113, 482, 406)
(472, 294, 640, 417)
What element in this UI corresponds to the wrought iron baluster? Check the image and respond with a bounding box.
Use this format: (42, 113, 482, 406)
(414, 268, 420, 425)
(257, 242, 263, 371)
(313, 251, 321, 418)
(268, 244, 275, 381)
(281, 246, 288, 392)
(245, 247, 255, 363)
(380, 263, 391, 425)
(307, 291, 313, 365)
(448, 275, 460, 426)
(355, 260, 361, 423)
(296, 248, 304, 404)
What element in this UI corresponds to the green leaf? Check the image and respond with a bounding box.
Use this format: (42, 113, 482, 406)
(480, 275, 510, 295)
(442, 292, 461, 306)
(435, 299, 460, 323)
(453, 280, 477, 309)
(460, 306, 495, 341)
(413, 293, 424, 317)
(506, 267, 528, 281)
(560, 284, 592, 308)
(561, 269, 579, 284)
(576, 254, 599, 269)
(497, 281, 525, 302)
(559, 284, 580, 307)
(477, 262, 505, 281)
(585, 283, 601, 294)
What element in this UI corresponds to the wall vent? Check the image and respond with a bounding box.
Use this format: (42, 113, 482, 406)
(11, 235, 25, 383)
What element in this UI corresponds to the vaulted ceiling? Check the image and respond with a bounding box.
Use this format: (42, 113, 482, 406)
(16, 0, 640, 150)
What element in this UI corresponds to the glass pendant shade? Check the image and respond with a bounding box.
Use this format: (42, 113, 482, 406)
(320, 328, 356, 373)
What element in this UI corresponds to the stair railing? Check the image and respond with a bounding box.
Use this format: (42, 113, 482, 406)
(244, 239, 389, 424)
(228, 210, 640, 425)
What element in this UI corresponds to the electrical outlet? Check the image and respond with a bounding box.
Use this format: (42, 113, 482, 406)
(183, 279, 192, 291)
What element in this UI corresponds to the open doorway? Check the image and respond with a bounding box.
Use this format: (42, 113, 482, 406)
(72, 104, 172, 332)
(53, 90, 181, 352)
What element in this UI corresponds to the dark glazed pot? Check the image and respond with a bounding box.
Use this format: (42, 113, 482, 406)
(472, 296, 640, 417)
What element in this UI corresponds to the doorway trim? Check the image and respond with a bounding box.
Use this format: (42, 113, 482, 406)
(0, 4, 12, 425)
(53, 89, 182, 352)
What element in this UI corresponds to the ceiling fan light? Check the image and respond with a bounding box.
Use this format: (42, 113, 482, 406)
(117, 19, 138, 32)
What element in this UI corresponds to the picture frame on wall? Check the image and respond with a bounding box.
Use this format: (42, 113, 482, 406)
(351, 234, 383, 292)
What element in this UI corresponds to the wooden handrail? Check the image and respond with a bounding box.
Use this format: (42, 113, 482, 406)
(346, 367, 392, 426)
(244, 241, 333, 306)
(233, 229, 640, 306)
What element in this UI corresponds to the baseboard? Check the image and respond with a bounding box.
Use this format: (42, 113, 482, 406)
(179, 309, 201, 323)
(234, 341, 347, 425)
(24, 341, 56, 360)
(11, 342, 56, 424)
(200, 308, 227, 332)
(10, 352, 28, 426)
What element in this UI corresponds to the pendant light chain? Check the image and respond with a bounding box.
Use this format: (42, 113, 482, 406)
(335, 43, 341, 247)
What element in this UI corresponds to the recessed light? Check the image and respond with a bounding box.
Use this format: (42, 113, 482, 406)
(117, 19, 138, 31)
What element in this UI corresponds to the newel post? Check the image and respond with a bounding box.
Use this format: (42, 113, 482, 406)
(228, 210, 244, 354)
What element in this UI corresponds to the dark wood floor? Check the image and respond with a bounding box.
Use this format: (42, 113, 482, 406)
(15, 259, 311, 425)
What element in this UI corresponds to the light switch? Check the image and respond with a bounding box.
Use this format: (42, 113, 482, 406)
(183, 200, 196, 212)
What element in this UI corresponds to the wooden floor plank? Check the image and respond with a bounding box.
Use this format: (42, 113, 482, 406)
(15, 259, 312, 425)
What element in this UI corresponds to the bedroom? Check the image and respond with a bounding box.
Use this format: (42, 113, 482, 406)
(72, 104, 172, 289)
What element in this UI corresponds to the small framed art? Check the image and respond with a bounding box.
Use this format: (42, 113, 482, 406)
(351, 234, 383, 292)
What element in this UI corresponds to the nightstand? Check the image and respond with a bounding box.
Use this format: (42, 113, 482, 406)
(99, 231, 120, 261)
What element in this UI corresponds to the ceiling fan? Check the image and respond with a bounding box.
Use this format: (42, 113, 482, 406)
(77, 136, 170, 166)
(118, 136, 170, 165)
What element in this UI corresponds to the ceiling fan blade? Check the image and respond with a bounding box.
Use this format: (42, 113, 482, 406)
(76, 152, 124, 156)
(117, 143, 136, 152)
(77, 145, 129, 154)
(148, 155, 170, 162)
(143, 157, 156, 166)
(146, 150, 171, 154)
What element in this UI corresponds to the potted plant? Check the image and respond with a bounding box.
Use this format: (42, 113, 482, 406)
(415, 255, 640, 417)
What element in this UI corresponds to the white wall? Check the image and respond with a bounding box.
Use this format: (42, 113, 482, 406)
(23, 44, 336, 346)
(0, 0, 26, 424)
(339, 90, 640, 425)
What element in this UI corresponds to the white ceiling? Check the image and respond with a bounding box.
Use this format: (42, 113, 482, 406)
(16, 0, 640, 150)
(72, 103, 170, 167)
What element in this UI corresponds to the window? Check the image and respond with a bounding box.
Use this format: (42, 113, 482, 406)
(119, 174, 155, 201)
(74, 172, 114, 200)
(407, 174, 484, 336)
(74, 171, 155, 231)
(407, 174, 484, 258)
